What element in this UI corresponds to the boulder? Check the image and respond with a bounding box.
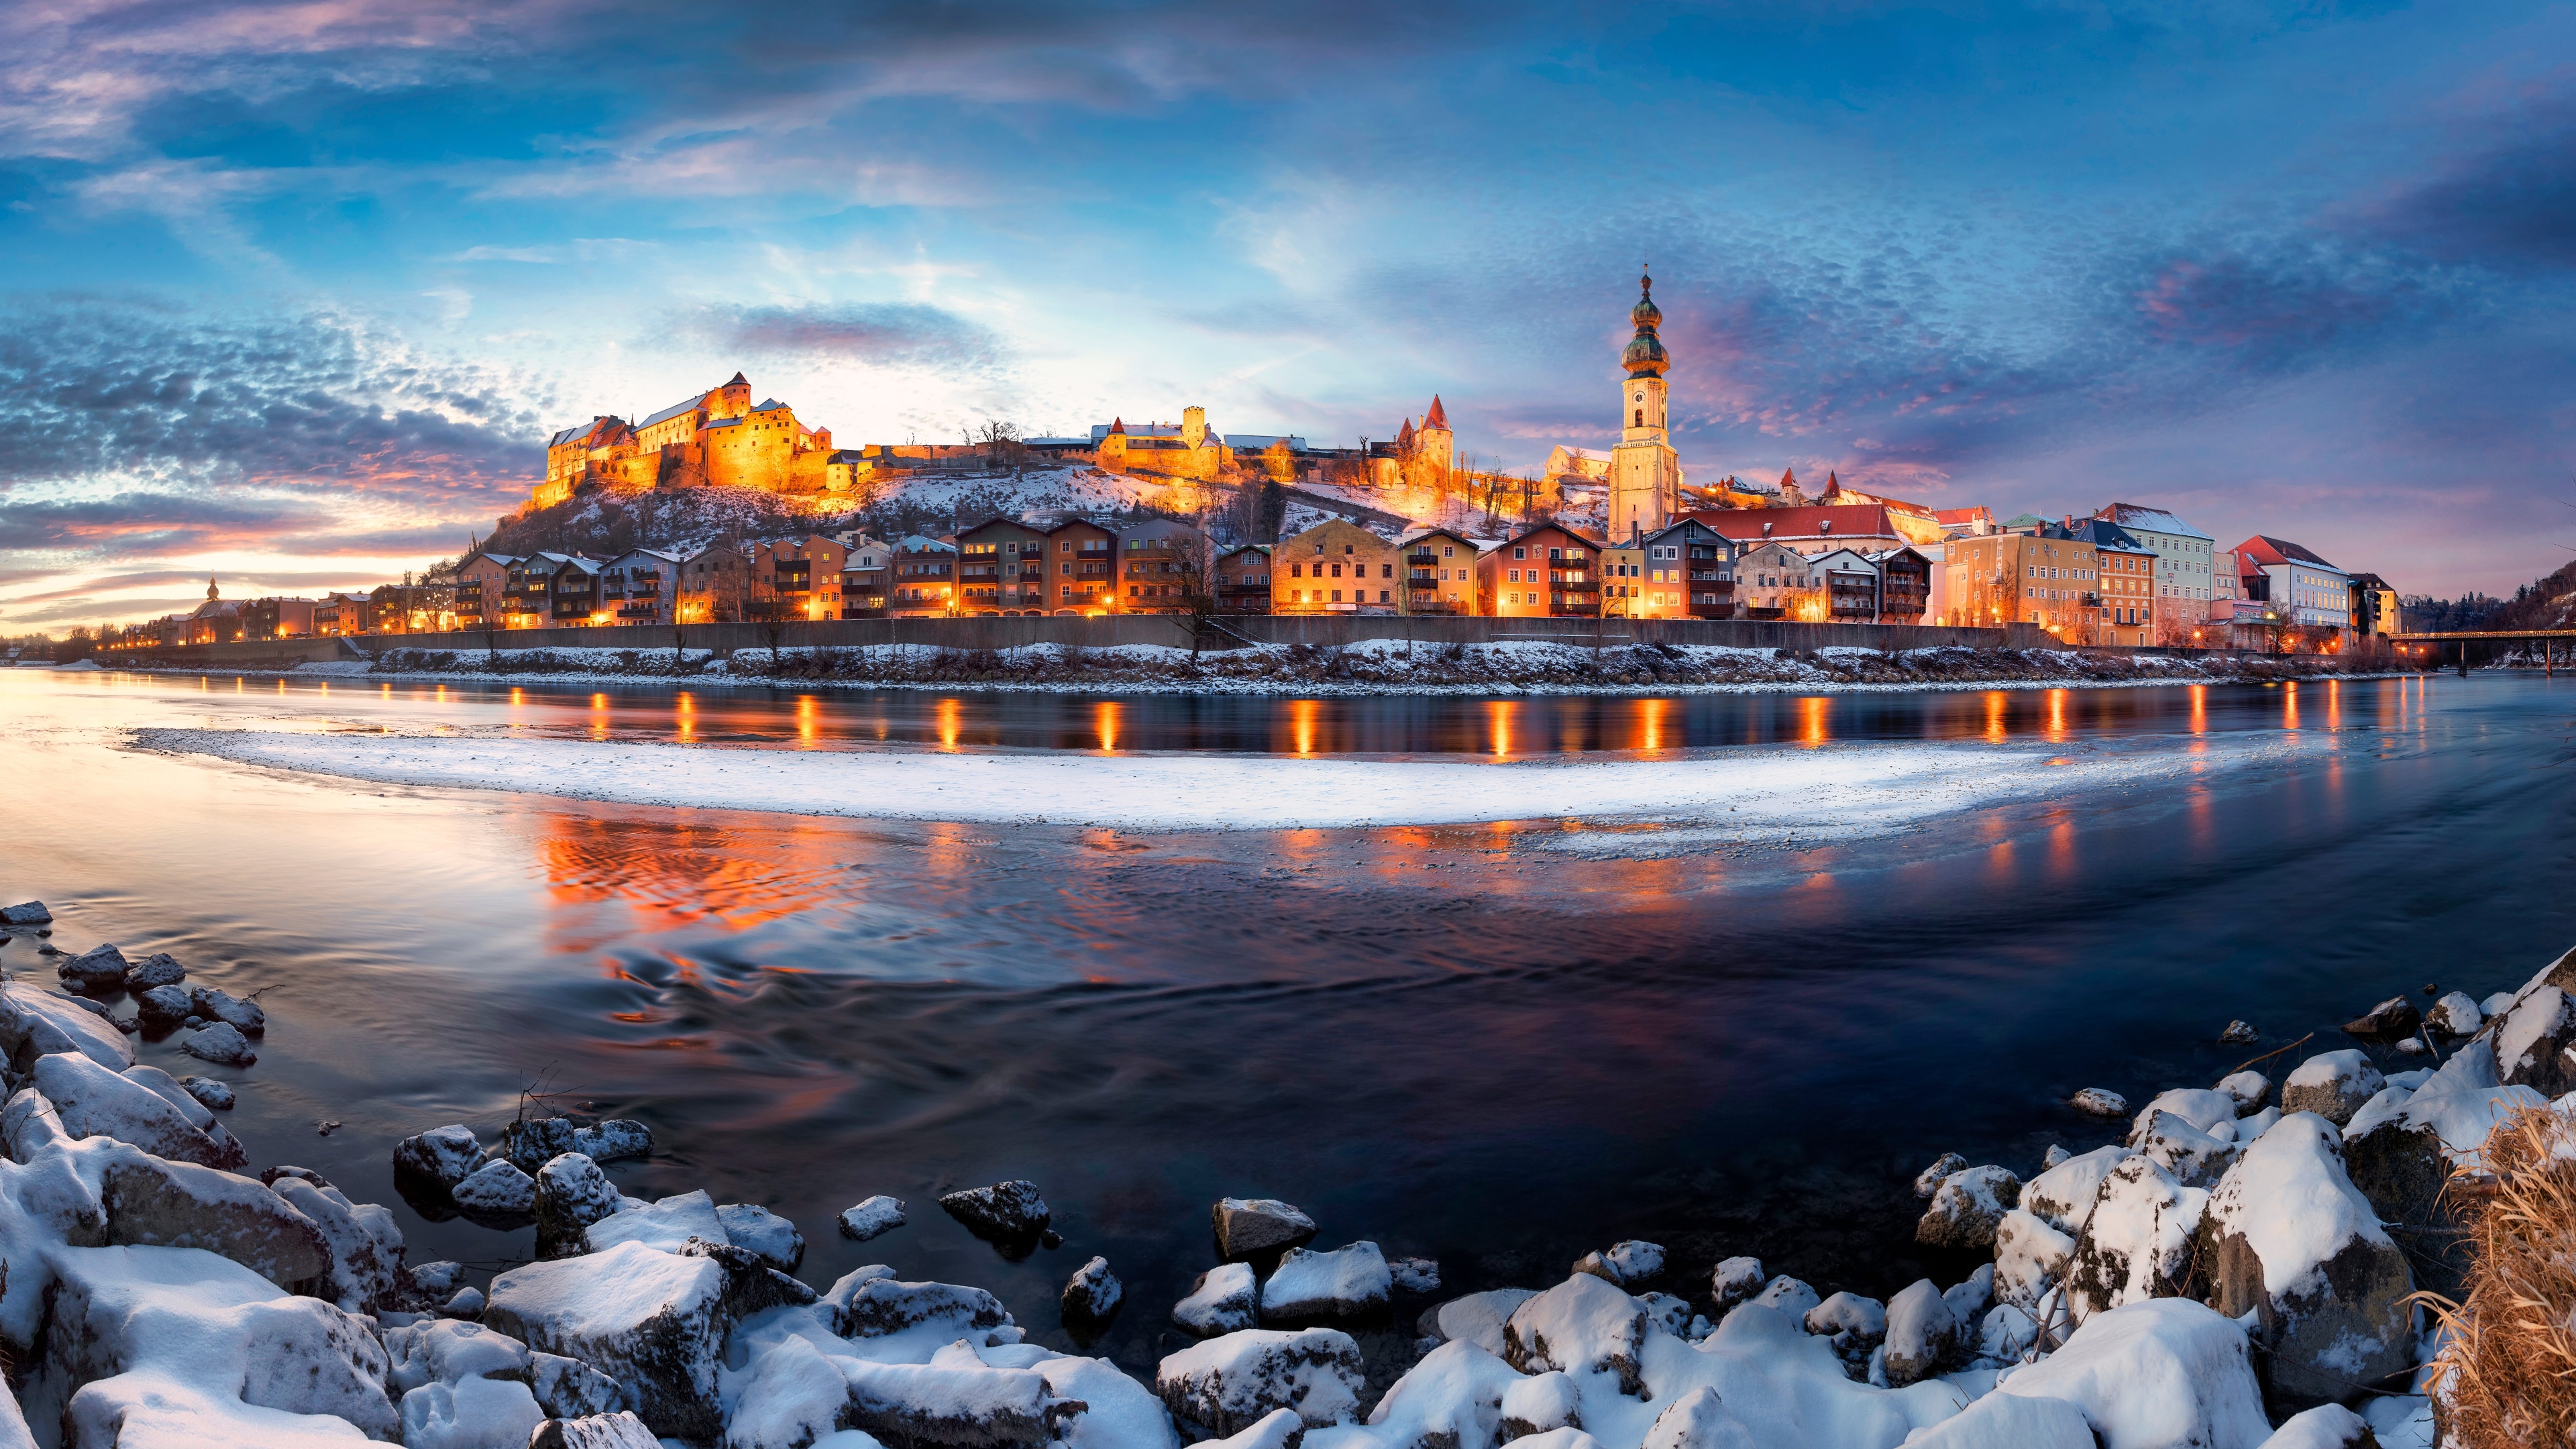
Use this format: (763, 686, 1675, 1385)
(2281, 1051, 2385, 1126)
(1, 901, 52, 925)
(2258, 1403, 2375, 1448)
(1388, 1255, 1440, 1293)
(1425, 1287, 1538, 1356)
(836, 1193, 905, 1241)
(2343, 996, 2420, 1038)
(440, 1286, 485, 1319)
(502, 1117, 580, 1173)
(188, 986, 265, 1034)
(1805, 1291, 1884, 1375)
(1994, 1299, 2269, 1449)
(1036, 1352, 1183, 1449)
(0, 982, 135, 1069)
(2069, 1087, 2128, 1117)
(583, 1189, 722, 1254)
(2061, 1155, 2207, 1322)
(1195, 1407, 1304, 1448)
(529, 1411, 659, 1449)
(1157, 1326, 1365, 1438)
(1260, 1240, 1390, 1320)
(2483, 989, 2520, 1018)
(1993, 1210, 2077, 1310)
(384, 1318, 545, 1449)
(2219, 1020, 2259, 1045)
(533, 1152, 621, 1256)
(1176, 1263, 1258, 1336)
(712, 1202, 802, 1270)
(411, 1260, 466, 1300)
(940, 1179, 1051, 1244)
(1359, 1338, 1519, 1448)
(2491, 984, 2576, 1096)
(2341, 1042, 2542, 1303)
(97, 1154, 331, 1292)
(30, 1051, 237, 1167)
(1601, 1239, 1664, 1282)
(2127, 1110, 2241, 1188)
(1881, 1279, 1957, 1387)
(840, 1357, 1054, 1446)
(1212, 1195, 1318, 1259)
(531, 1352, 628, 1419)
(1062, 1254, 1123, 1320)
(1502, 1273, 1650, 1396)
(484, 1239, 729, 1442)
(1638, 1289, 1693, 1339)
(1913, 1151, 1968, 1197)
(2214, 1071, 2271, 1116)
(123, 952, 186, 990)
(392, 1124, 485, 1191)
(1916, 1164, 2021, 1248)
(1497, 1369, 1580, 1440)
(572, 1119, 651, 1163)
(1942, 1265, 1995, 1325)
(2425, 991, 2483, 1037)
(272, 1177, 407, 1316)
(1750, 1275, 1820, 1322)
(1903, 1389, 2094, 1448)
(1710, 1256, 1766, 1312)
(450, 1160, 535, 1216)
(178, 1020, 256, 1065)
(1642, 1385, 1760, 1449)
(178, 1075, 233, 1111)
(134, 984, 193, 1027)
(674, 1236, 814, 1320)
(828, 1274, 1012, 1340)
(56, 943, 130, 994)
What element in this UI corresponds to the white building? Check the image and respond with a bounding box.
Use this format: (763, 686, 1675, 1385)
(2094, 502, 2216, 639)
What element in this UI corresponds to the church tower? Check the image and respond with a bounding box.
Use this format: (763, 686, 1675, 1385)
(1607, 271, 1682, 539)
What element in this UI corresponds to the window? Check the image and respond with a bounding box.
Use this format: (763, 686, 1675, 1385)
(1379, 590, 1390, 603)
(1381, 564, 1393, 578)
(1330, 590, 1342, 602)
(1442, 545, 1454, 558)
(1513, 547, 1527, 559)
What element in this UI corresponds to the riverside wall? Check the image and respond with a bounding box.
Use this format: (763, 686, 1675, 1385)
(111, 615, 2062, 667)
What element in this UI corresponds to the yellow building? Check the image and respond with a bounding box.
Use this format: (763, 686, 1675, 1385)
(531, 372, 836, 507)
(1273, 520, 1401, 613)
(1097, 407, 1232, 482)
(1941, 525, 2103, 638)
(1399, 527, 1480, 614)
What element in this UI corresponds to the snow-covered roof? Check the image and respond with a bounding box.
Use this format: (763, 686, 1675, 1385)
(1224, 433, 1307, 450)
(897, 535, 957, 553)
(753, 398, 789, 413)
(702, 416, 743, 431)
(2102, 504, 2211, 540)
(639, 393, 705, 429)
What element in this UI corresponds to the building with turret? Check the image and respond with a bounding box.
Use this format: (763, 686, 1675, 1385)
(534, 372, 838, 507)
(1607, 272, 1684, 539)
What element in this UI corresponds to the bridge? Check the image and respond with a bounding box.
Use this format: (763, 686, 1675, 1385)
(2385, 628, 2575, 675)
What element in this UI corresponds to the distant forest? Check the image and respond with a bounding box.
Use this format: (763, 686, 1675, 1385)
(2404, 556, 2576, 633)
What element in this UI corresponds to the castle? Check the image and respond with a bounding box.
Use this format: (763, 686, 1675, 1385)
(535, 372, 843, 508)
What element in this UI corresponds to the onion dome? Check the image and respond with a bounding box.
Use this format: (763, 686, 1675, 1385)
(1623, 272, 1669, 378)
(1630, 273, 1662, 329)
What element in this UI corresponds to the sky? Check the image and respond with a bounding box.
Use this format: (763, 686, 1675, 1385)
(3, 0, 2574, 630)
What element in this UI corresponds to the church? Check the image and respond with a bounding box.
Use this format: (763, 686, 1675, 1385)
(1605, 271, 1684, 539)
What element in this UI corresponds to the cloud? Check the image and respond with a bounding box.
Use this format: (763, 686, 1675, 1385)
(2349, 75, 2576, 270)
(670, 301, 1004, 375)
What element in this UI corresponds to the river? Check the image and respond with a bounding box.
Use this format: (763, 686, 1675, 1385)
(1, 667, 2568, 1377)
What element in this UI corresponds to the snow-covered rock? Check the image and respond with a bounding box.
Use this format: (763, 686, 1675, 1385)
(384, 1318, 545, 1449)
(440, 1287, 484, 1319)
(178, 1075, 233, 1112)
(1904, 1389, 2094, 1448)
(502, 1117, 580, 1172)
(1176, 1263, 1258, 1336)
(716, 1202, 803, 1270)
(450, 1159, 535, 1216)
(2218, 1020, 2259, 1045)
(530, 1411, 659, 1448)
(30, 1051, 238, 1167)
(1157, 1326, 1365, 1438)
(1498, 1368, 1582, 1439)
(485, 1238, 727, 1440)
(2127, 1109, 2241, 1188)
(2281, 1051, 2384, 1126)
(2068, 1087, 2127, 1117)
(1992, 1210, 2076, 1311)
(1211, 1195, 1317, 1258)
(531, 1351, 627, 1419)
(2214, 1071, 2271, 1116)
(584, 1188, 723, 1254)
(533, 1152, 622, 1254)
(1388, 1255, 1440, 1293)
(1358, 1338, 1519, 1446)
(1503, 1273, 1650, 1395)
(2424, 991, 2483, 1037)
(2062, 1155, 2206, 1322)
(2201, 1112, 2413, 1408)
(1427, 1287, 1537, 1356)
(2341, 1040, 2540, 1302)
(270, 1176, 407, 1316)
(91, 1150, 333, 1291)
(1710, 1257, 1765, 1312)
(1061, 1255, 1122, 1320)
(1803, 1291, 1886, 1364)
(1039, 1352, 1183, 1449)
(1942, 1265, 1994, 1325)
(1197, 1407, 1303, 1448)
(1639, 1385, 1759, 1449)
(133, 984, 193, 1027)
(2021, 1145, 2127, 1234)
(939, 1179, 1051, 1242)
(2257, 1402, 2375, 1448)
(1260, 1240, 1389, 1320)
(56, 943, 129, 994)
(189, 986, 265, 1034)
(1913, 1152, 1968, 1197)
(2480, 989, 2519, 1020)
(837, 1194, 906, 1242)
(1880, 1279, 1955, 1387)
(123, 951, 186, 990)
(2343, 996, 2420, 1038)
(391, 1125, 484, 1190)
(179, 1020, 256, 1065)
(827, 1273, 1011, 1341)
(1, 983, 136, 1070)
(2491, 983, 2576, 1095)
(1, 901, 51, 925)
(1916, 1165, 2020, 1248)
(1994, 1299, 2268, 1449)
(572, 1119, 651, 1163)
(1749, 1275, 1820, 1322)
(841, 1356, 1053, 1446)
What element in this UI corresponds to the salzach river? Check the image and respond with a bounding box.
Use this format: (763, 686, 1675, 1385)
(2, 667, 2569, 1375)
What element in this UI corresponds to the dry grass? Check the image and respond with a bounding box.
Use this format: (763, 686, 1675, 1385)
(2420, 1105, 2576, 1446)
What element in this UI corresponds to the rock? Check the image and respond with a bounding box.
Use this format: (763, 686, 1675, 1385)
(2041, 1144, 2072, 1169)
(440, 1286, 485, 1318)
(714, 1201, 803, 1270)
(1916, 1164, 2021, 1248)
(529, 1411, 659, 1449)
(1913, 1151, 1968, 1197)
(1426, 1287, 1538, 1356)
(2344, 995, 2421, 1038)
(837, 1193, 905, 1241)
(531, 1351, 628, 1419)
(584, 1188, 723, 1254)
(485, 1238, 728, 1442)
(1904, 1390, 2094, 1448)
(1157, 1326, 1365, 1438)
(1804, 1291, 1885, 1372)
(839, 1356, 1055, 1447)
(2482, 989, 2520, 1019)
(178, 1020, 256, 1065)
(2341, 1042, 2542, 1303)
(1510, 1434, 1607, 1449)
(1176, 1262, 1260, 1336)
(1977, 1301, 2042, 1364)
(2070, 1087, 2129, 1117)
(1387, 1255, 1440, 1293)
(1750, 1275, 1819, 1322)
(2282, 1050, 2385, 1126)
(1, 900, 52, 924)
(134, 983, 193, 1027)
(2127, 1109, 2242, 1189)
(572, 1118, 651, 1162)
(2492, 984, 2576, 1096)
(1711, 1257, 1766, 1312)
(56, 943, 130, 993)
(272, 1176, 408, 1316)
(384, 1318, 543, 1449)
(1212, 1195, 1318, 1258)
(2219, 1020, 2259, 1044)
(1994, 1299, 2270, 1448)
(2394, 1036, 2428, 1055)
(30, 1051, 237, 1167)
(122, 951, 186, 990)
(2425, 990, 2483, 1036)
(940, 1178, 1051, 1244)
(189, 985, 265, 1034)
(1503, 1273, 1650, 1396)
(1260, 1240, 1390, 1320)
(533, 1152, 622, 1255)
(96, 1152, 332, 1291)
(450, 1159, 535, 1216)
(1881, 1279, 1957, 1387)
(0, 981, 135, 1069)
(2062, 1154, 2207, 1322)
(411, 1260, 466, 1299)
(1359, 1338, 1519, 1449)
(1638, 1289, 1693, 1339)
(1193, 1406, 1305, 1448)
(2203, 1116, 2413, 1410)
(2258, 1403, 2375, 1448)
(828, 1274, 1012, 1340)
(1497, 1369, 1581, 1440)
(2214, 1070, 2271, 1116)
(1601, 1239, 1664, 1282)
(1943, 1265, 1994, 1323)
(1062, 1254, 1122, 1320)
(672, 1236, 814, 1320)
(1641, 1385, 1760, 1448)
(392, 1124, 486, 1191)
(502, 1116, 580, 1172)
(1993, 1210, 2077, 1310)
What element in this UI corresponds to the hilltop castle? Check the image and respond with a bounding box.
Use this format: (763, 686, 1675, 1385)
(535, 372, 842, 508)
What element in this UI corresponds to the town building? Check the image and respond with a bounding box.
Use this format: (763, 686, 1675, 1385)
(955, 518, 1055, 614)
(1939, 525, 2102, 637)
(1935, 507, 1996, 538)
(2095, 504, 2216, 641)
(182, 578, 242, 644)
(1273, 520, 1401, 614)
(1687, 504, 1911, 559)
(450, 551, 519, 631)
(1733, 541, 1821, 621)
(1371, 397, 1455, 488)
(600, 549, 682, 627)
(1096, 410, 1230, 482)
(676, 545, 750, 624)
(543, 555, 603, 625)
(839, 534, 894, 619)
(1398, 527, 1481, 615)
(1629, 519, 1737, 619)
(2349, 572, 2401, 641)
(2064, 519, 2158, 647)
(2230, 536, 2349, 631)
(1217, 546, 1273, 614)
(1814, 478, 1947, 545)
(1870, 547, 1934, 624)
(1117, 519, 1209, 614)
(751, 536, 849, 622)
(314, 591, 374, 637)
(239, 596, 316, 641)
(1811, 547, 1884, 623)
(1479, 523, 1603, 617)
(887, 536, 961, 618)
(1607, 273, 1683, 538)
(1046, 519, 1119, 613)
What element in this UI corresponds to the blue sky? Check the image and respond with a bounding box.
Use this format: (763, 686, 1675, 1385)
(3, 0, 2573, 627)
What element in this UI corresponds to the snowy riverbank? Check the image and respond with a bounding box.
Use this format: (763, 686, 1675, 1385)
(2, 887, 2561, 1446)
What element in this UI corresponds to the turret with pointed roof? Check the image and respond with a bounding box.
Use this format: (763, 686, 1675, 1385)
(1423, 395, 1449, 431)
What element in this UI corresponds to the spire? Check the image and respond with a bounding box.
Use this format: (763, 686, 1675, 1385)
(1423, 395, 1449, 431)
(1397, 418, 1416, 447)
(1780, 468, 1796, 491)
(726, 372, 748, 386)
(1108, 416, 1125, 435)
(205, 576, 219, 601)
(1622, 268, 1668, 379)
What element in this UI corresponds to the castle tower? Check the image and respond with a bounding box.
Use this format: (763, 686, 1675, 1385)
(1415, 396, 1454, 476)
(1182, 405, 1209, 449)
(1608, 271, 1681, 539)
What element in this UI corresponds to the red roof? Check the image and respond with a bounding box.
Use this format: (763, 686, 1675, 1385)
(1682, 504, 1902, 543)
(1934, 507, 1992, 525)
(2231, 535, 2339, 570)
(1423, 395, 1449, 430)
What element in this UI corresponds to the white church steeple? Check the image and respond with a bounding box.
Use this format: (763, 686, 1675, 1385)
(1607, 269, 1682, 539)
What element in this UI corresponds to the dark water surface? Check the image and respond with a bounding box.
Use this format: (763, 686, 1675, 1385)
(3, 668, 2571, 1377)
